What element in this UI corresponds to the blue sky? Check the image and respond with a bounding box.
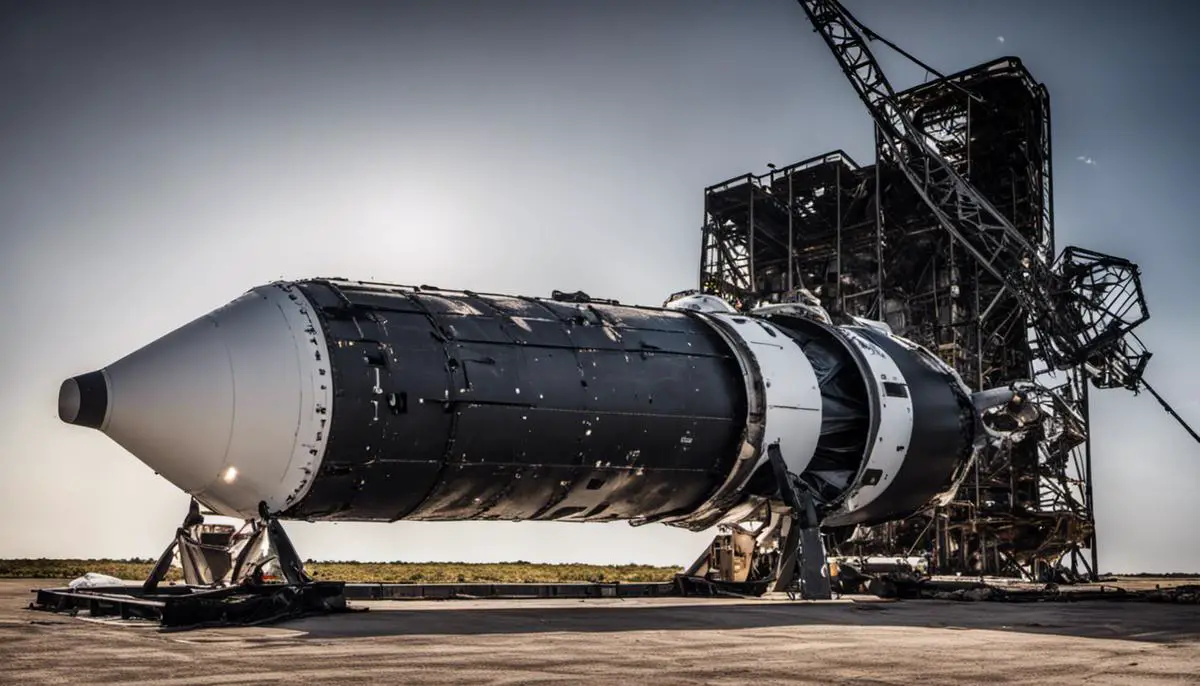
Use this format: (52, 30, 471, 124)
(1, 0, 1197, 571)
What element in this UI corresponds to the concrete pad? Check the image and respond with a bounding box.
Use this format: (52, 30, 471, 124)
(3, 579, 1198, 684)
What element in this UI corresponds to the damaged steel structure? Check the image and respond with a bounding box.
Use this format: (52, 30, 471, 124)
(698, 24, 1148, 578)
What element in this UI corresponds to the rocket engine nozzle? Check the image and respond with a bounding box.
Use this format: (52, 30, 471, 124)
(59, 371, 109, 429)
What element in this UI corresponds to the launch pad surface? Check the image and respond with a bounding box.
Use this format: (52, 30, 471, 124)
(5, 580, 1199, 684)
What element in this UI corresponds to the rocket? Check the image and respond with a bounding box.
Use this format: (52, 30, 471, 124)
(58, 278, 985, 539)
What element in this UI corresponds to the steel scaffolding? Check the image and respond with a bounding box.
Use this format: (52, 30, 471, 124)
(699, 58, 1097, 580)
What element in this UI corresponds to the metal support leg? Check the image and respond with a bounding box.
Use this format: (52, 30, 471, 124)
(230, 522, 267, 585)
(143, 499, 206, 592)
(142, 539, 178, 593)
(259, 501, 312, 586)
(767, 443, 833, 600)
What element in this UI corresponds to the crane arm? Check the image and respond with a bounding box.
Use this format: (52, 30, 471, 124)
(799, 1, 1042, 281)
(796, 0, 1149, 387)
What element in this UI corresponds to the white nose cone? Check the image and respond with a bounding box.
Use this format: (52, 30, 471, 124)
(58, 282, 333, 518)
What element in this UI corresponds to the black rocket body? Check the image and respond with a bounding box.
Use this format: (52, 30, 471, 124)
(59, 279, 978, 532)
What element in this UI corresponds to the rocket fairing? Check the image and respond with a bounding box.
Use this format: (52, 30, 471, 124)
(58, 279, 978, 531)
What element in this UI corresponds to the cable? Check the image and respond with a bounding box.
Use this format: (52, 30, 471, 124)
(836, 2, 985, 105)
(1141, 379, 1200, 445)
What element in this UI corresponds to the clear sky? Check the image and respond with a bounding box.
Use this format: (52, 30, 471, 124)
(1, 0, 1197, 572)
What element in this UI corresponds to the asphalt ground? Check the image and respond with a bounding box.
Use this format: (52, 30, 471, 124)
(3, 578, 1199, 685)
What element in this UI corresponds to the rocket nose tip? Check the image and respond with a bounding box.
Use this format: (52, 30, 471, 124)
(59, 371, 108, 429)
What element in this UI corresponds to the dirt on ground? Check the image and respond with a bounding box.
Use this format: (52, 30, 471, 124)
(2, 578, 1199, 685)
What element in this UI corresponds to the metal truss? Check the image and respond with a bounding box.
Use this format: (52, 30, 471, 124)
(699, 57, 1101, 580)
(798, 0, 1149, 391)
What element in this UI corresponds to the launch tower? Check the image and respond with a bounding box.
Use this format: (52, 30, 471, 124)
(699, 58, 1097, 580)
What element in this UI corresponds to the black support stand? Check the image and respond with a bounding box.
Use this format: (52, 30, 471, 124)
(767, 443, 833, 600)
(143, 499, 225, 592)
(33, 499, 351, 629)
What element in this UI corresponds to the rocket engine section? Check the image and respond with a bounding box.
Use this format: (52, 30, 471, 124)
(58, 278, 978, 541)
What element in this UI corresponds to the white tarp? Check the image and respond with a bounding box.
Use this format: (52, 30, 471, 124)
(68, 572, 125, 589)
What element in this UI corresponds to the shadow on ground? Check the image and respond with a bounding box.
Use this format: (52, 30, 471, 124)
(283, 598, 1200, 643)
